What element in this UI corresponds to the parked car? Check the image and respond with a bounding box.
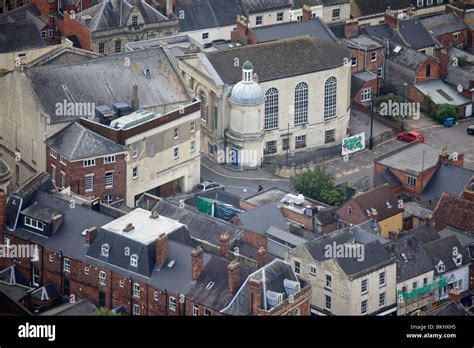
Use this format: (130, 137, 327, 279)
(195, 181, 225, 192)
(397, 131, 425, 143)
(467, 124, 474, 135)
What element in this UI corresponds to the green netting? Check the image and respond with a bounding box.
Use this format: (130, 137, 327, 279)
(397, 276, 447, 300)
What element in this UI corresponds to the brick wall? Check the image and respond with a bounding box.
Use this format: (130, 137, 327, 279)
(350, 47, 384, 76)
(435, 30, 467, 50)
(57, 13, 92, 50)
(243, 230, 267, 249)
(353, 77, 379, 107)
(46, 146, 127, 203)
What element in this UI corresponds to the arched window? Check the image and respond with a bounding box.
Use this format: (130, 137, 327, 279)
(294, 82, 308, 125)
(101, 243, 109, 257)
(324, 77, 337, 120)
(130, 254, 139, 267)
(264, 88, 279, 130)
(199, 91, 207, 122)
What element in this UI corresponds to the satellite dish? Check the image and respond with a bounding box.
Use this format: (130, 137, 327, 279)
(457, 84, 463, 93)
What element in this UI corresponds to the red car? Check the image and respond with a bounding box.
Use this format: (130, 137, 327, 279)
(397, 131, 425, 143)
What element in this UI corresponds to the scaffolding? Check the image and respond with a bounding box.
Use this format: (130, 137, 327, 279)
(397, 276, 448, 315)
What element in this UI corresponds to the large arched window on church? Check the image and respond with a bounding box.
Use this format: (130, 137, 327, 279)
(324, 77, 337, 120)
(200, 91, 207, 123)
(264, 88, 279, 130)
(294, 82, 308, 125)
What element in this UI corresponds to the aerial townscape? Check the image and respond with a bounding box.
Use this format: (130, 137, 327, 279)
(1, 0, 474, 324)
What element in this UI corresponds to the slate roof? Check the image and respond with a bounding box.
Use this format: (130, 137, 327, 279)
(293, 0, 350, 8)
(439, 227, 474, 248)
(351, 70, 376, 96)
(237, 203, 288, 235)
(398, 18, 438, 50)
(364, 24, 404, 46)
(340, 184, 403, 222)
(221, 259, 300, 315)
(421, 165, 474, 209)
(40, 299, 98, 316)
(0, 22, 45, 53)
(423, 234, 470, 274)
(446, 65, 474, 91)
(29, 284, 60, 301)
(186, 257, 252, 310)
(420, 12, 467, 37)
(373, 168, 402, 189)
(251, 17, 337, 43)
(344, 35, 383, 50)
(385, 230, 434, 283)
(239, 0, 292, 14)
(0, 264, 30, 287)
(376, 142, 440, 175)
(351, 0, 413, 17)
(175, 0, 243, 32)
(45, 122, 127, 162)
(205, 36, 351, 85)
(76, 0, 168, 31)
(152, 199, 244, 246)
(304, 228, 394, 277)
(0, 3, 48, 31)
(386, 45, 431, 70)
(20, 202, 62, 223)
(24, 48, 191, 123)
(425, 301, 469, 316)
(433, 193, 474, 233)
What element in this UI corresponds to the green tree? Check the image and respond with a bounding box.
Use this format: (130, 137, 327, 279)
(291, 167, 345, 206)
(95, 307, 122, 316)
(429, 104, 458, 124)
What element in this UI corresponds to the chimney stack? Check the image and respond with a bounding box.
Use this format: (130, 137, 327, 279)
(249, 277, 262, 315)
(0, 190, 6, 232)
(302, 4, 312, 21)
(227, 261, 240, 294)
(191, 246, 204, 281)
(462, 181, 474, 202)
(155, 233, 168, 268)
(344, 19, 359, 39)
(132, 84, 139, 110)
(51, 214, 64, 234)
(448, 287, 461, 304)
(434, 48, 449, 79)
(165, 0, 173, 17)
(439, 146, 449, 166)
(219, 232, 230, 258)
(256, 247, 266, 268)
(85, 227, 98, 245)
(385, 9, 399, 29)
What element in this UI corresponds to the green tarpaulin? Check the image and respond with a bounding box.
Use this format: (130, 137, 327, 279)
(197, 197, 214, 216)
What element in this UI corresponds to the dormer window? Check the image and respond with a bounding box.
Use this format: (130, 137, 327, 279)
(24, 217, 44, 231)
(130, 254, 139, 267)
(452, 247, 463, 266)
(101, 243, 109, 257)
(132, 15, 138, 26)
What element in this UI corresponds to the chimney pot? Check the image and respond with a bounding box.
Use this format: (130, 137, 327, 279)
(85, 227, 98, 245)
(256, 247, 266, 268)
(219, 232, 230, 258)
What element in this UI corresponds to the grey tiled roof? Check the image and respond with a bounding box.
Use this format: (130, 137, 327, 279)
(386, 45, 430, 70)
(421, 165, 474, 209)
(24, 48, 191, 123)
(438, 227, 474, 248)
(293, 0, 350, 8)
(423, 235, 470, 275)
(175, 0, 243, 32)
(0, 22, 45, 53)
(420, 12, 467, 37)
(0, 3, 48, 31)
(304, 227, 394, 276)
(364, 24, 404, 46)
(239, 0, 292, 14)
(398, 18, 438, 50)
(152, 199, 244, 246)
(251, 17, 336, 43)
(40, 299, 98, 316)
(221, 259, 300, 315)
(351, 0, 414, 17)
(76, 0, 168, 31)
(446, 65, 474, 91)
(205, 36, 351, 85)
(237, 203, 288, 235)
(45, 122, 127, 161)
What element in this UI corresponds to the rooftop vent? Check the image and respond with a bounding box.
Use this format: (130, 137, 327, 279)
(167, 260, 176, 268)
(386, 201, 392, 209)
(123, 223, 135, 232)
(150, 210, 160, 219)
(394, 45, 402, 53)
(371, 208, 378, 215)
(400, 253, 408, 262)
(144, 68, 151, 77)
(205, 281, 214, 290)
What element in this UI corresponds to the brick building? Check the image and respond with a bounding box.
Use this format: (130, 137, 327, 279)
(0, 173, 310, 316)
(45, 122, 128, 205)
(336, 184, 404, 238)
(420, 12, 468, 51)
(433, 192, 474, 234)
(374, 142, 473, 209)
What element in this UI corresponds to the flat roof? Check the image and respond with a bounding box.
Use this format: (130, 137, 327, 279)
(415, 79, 470, 106)
(101, 208, 185, 244)
(377, 143, 440, 175)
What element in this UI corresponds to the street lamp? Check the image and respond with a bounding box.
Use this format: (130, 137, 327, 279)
(286, 123, 292, 166)
(402, 83, 407, 132)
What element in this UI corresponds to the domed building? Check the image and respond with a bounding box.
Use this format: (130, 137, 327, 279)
(227, 60, 265, 169)
(180, 36, 352, 170)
